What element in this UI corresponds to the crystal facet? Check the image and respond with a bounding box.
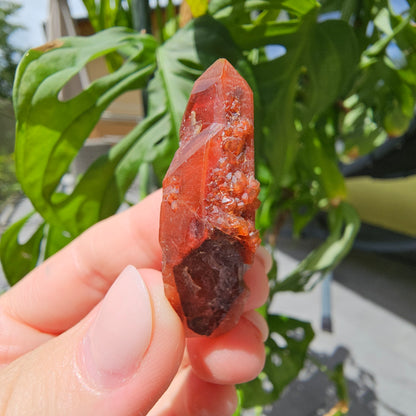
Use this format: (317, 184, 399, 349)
(159, 58, 260, 337)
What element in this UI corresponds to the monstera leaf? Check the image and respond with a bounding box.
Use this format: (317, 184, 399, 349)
(14, 28, 157, 234)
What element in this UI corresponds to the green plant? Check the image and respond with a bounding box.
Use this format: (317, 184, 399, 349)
(0, 1, 23, 99)
(0, 153, 21, 208)
(1, 0, 416, 413)
(0, 2, 23, 210)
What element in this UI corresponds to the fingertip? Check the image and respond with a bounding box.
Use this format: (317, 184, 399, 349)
(88, 268, 185, 415)
(242, 310, 269, 342)
(187, 318, 266, 385)
(80, 266, 153, 389)
(256, 245, 273, 274)
(148, 367, 238, 416)
(244, 255, 270, 311)
(138, 268, 186, 374)
(184, 370, 238, 416)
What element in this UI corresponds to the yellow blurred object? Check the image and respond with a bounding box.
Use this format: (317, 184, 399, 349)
(346, 176, 416, 237)
(185, 0, 209, 17)
(323, 400, 349, 416)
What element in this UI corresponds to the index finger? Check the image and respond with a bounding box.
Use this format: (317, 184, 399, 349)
(1, 189, 163, 335)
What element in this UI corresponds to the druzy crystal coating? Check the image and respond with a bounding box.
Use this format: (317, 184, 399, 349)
(159, 59, 260, 336)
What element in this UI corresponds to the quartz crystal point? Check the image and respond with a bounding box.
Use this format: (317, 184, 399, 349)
(159, 58, 260, 337)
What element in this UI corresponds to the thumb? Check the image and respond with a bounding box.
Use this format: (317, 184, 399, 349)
(0, 266, 185, 416)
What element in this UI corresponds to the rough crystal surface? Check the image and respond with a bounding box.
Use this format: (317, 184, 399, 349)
(159, 58, 260, 337)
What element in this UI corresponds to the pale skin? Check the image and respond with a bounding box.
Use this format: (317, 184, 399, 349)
(0, 189, 271, 416)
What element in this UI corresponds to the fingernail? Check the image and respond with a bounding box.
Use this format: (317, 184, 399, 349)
(81, 266, 153, 388)
(243, 310, 269, 342)
(256, 246, 273, 274)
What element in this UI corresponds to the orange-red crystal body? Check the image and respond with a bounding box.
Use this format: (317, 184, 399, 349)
(159, 59, 260, 337)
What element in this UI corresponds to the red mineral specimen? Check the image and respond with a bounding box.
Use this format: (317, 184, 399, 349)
(159, 58, 260, 337)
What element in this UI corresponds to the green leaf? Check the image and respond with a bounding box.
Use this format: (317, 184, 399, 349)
(232, 389, 244, 416)
(342, 47, 415, 154)
(0, 213, 45, 285)
(297, 128, 347, 204)
(163, 0, 180, 40)
(364, 4, 415, 59)
(275, 202, 360, 292)
(83, 0, 132, 31)
(238, 314, 314, 408)
(256, 178, 280, 234)
(253, 13, 359, 185)
(309, 355, 350, 414)
(150, 15, 259, 176)
(340, 99, 387, 159)
(331, 362, 349, 404)
(53, 109, 169, 234)
(82, 0, 100, 31)
(210, 0, 320, 21)
(13, 28, 157, 235)
(44, 224, 73, 259)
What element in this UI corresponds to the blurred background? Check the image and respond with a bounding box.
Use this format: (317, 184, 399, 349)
(0, 1, 415, 415)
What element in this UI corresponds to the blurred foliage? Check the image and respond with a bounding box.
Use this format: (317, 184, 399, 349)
(0, 98, 15, 154)
(0, 1, 22, 99)
(0, 0, 21, 207)
(0, 153, 21, 208)
(82, 0, 133, 30)
(1, 0, 416, 413)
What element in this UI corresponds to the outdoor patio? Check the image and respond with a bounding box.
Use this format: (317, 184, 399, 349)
(268, 233, 416, 416)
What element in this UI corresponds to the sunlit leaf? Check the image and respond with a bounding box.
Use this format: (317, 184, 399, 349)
(238, 314, 314, 408)
(297, 128, 347, 204)
(275, 202, 360, 292)
(44, 224, 73, 259)
(185, 0, 209, 17)
(210, 0, 320, 21)
(151, 15, 259, 178)
(13, 28, 157, 235)
(253, 13, 359, 186)
(0, 213, 45, 285)
(82, 0, 132, 31)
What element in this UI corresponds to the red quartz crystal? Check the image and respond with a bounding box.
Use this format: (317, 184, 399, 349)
(159, 58, 260, 337)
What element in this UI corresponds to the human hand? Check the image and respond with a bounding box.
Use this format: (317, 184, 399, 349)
(0, 189, 271, 415)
